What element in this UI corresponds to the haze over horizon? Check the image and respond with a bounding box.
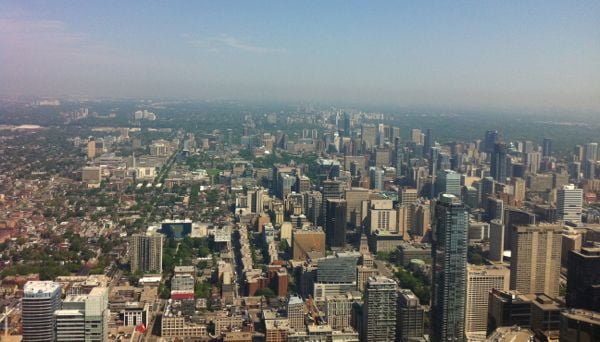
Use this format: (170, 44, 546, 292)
(1, 1, 599, 113)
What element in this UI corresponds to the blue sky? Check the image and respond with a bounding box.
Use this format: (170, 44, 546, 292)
(0, 1, 598, 112)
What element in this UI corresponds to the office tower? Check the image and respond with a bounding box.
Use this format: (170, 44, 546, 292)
(325, 199, 347, 248)
(431, 194, 468, 342)
(424, 128, 433, 158)
(287, 296, 305, 331)
(461, 186, 479, 209)
(557, 184, 583, 223)
(560, 309, 600, 342)
(480, 176, 496, 202)
(435, 169, 461, 197)
(490, 142, 508, 182)
(395, 137, 405, 178)
(130, 231, 164, 274)
(369, 166, 384, 190)
(503, 207, 536, 250)
(367, 200, 398, 234)
(399, 188, 418, 207)
(584, 142, 598, 161)
(363, 276, 397, 342)
(542, 138, 552, 157)
(489, 219, 504, 262)
(342, 112, 351, 137)
(325, 293, 356, 330)
(87, 139, 96, 159)
(344, 187, 370, 227)
(411, 128, 422, 145)
(566, 246, 600, 310)
(361, 125, 378, 150)
(486, 197, 504, 222)
(317, 252, 360, 284)
(429, 146, 441, 197)
(55, 287, 109, 342)
(396, 289, 425, 341)
(321, 179, 345, 227)
(525, 151, 541, 174)
(303, 191, 322, 226)
(583, 159, 596, 179)
(510, 224, 562, 298)
(484, 130, 500, 154)
(522, 140, 535, 154)
(487, 289, 533, 334)
(22, 281, 62, 342)
(250, 188, 265, 214)
(465, 265, 510, 336)
(568, 162, 581, 182)
(511, 177, 526, 204)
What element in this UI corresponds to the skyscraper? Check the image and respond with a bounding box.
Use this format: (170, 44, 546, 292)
(566, 246, 600, 310)
(542, 138, 552, 157)
(557, 184, 583, 223)
(363, 276, 397, 342)
(431, 194, 469, 342)
(465, 265, 510, 337)
(342, 112, 351, 137)
(130, 231, 164, 274)
(484, 130, 500, 154)
(22, 281, 62, 342)
(325, 199, 347, 248)
(396, 289, 425, 341)
(369, 166, 384, 190)
(434, 169, 461, 197)
(584, 142, 598, 161)
(489, 219, 504, 262)
(490, 142, 508, 182)
(510, 224, 562, 298)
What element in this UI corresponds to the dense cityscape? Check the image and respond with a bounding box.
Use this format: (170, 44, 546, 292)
(1, 1, 599, 342)
(0, 99, 598, 342)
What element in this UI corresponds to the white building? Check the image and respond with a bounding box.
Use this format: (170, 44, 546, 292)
(557, 184, 583, 223)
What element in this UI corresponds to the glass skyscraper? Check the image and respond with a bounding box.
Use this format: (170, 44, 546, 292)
(431, 194, 468, 342)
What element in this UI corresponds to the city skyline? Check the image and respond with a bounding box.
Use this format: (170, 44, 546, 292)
(1, 1, 599, 113)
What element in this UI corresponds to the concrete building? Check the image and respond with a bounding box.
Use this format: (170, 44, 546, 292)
(22, 281, 62, 342)
(291, 227, 326, 261)
(487, 289, 534, 334)
(367, 200, 398, 234)
(287, 296, 305, 332)
(557, 184, 583, 223)
(362, 276, 397, 342)
(130, 231, 164, 274)
(396, 289, 425, 342)
(560, 309, 600, 342)
(465, 265, 510, 337)
(510, 224, 562, 298)
(566, 246, 600, 310)
(488, 219, 504, 262)
(54, 287, 109, 342)
(325, 294, 356, 331)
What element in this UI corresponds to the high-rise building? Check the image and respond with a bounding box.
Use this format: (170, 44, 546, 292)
(287, 296, 305, 332)
(487, 289, 533, 334)
(584, 142, 598, 161)
(396, 289, 425, 341)
(321, 179, 346, 225)
(363, 276, 397, 342)
(484, 130, 500, 154)
(22, 281, 62, 342)
(130, 231, 164, 274)
(344, 187, 370, 227)
(369, 167, 385, 190)
(325, 293, 356, 331)
(434, 169, 462, 197)
(399, 188, 418, 207)
(560, 309, 600, 342)
(87, 139, 96, 159)
(55, 287, 109, 342)
(424, 128, 433, 158)
(542, 138, 552, 158)
(510, 224, 562, 298)
(431, 194, 468, 342)
(361, 125, 378, 150)
(566, 246, 600, 310)
(490, 142, 508, 183)
(489, 219, 504, 262)
(525, 151, 541, 174)
(367, 200, 398, 234)
(411, 129, 422, 145)
(342, 112, 351, 137)
(325, 199, 347, 248)
(465, 265, 510, 337)
(557, 184, 583, 223)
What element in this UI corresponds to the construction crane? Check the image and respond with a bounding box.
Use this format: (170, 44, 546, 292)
(0, 306, 16, 337)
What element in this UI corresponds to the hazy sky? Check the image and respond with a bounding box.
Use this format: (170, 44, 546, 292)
(1, 1, 599, 112)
